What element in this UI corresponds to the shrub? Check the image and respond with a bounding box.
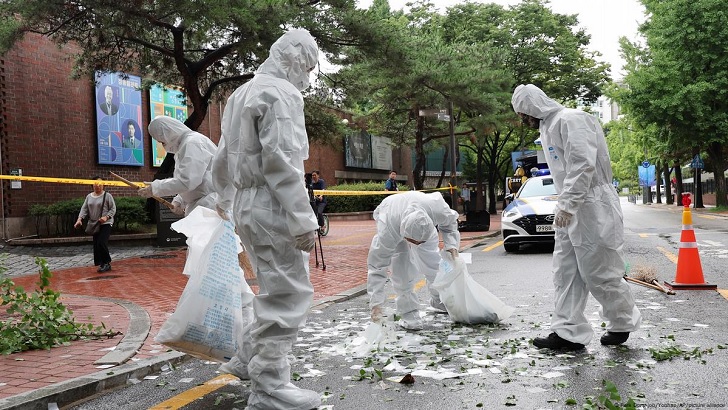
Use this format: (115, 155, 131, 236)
(26, 196, 151, 237)
(324, 182, 407, 213)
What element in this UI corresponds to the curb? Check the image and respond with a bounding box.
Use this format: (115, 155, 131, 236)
(0, 351, 189, 410)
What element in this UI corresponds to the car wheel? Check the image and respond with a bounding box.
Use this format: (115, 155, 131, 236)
(503, 243, 519, 252)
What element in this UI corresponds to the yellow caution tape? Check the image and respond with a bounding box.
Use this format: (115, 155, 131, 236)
(1, 175, 456, 195)
(312, 186, 452, 196)
(0, 175, 141, 187)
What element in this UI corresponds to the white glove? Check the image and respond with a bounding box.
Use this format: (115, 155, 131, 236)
(171, 203, 185, 216)
(371, 305, 383, 323)
(554, 210, 573, 228)
(446, 248, 459, 260)
(294, 231, 317, 252)
(138, 185, 154, 198)
(216, 204, 230, 221)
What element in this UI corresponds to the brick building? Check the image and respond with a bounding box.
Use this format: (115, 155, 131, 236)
(0, 33, 410, 239)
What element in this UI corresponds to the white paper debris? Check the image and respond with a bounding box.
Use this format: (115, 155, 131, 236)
(540, 371, 565, 379)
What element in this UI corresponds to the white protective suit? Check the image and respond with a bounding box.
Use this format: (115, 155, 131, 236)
(367, 191, 460, 329)
(212, 29, 320, 410)
(146, 116, 217, 215)
(511, 84, 641, 345)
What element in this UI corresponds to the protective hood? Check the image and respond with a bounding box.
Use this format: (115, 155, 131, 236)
(148, 116, 190, 153)
(257, 29, 319, 91)
(400, 208, 434, 242)
(511, 84, 564, 120)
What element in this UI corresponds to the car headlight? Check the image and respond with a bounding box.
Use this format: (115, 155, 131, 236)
(503, 208, 522, 219)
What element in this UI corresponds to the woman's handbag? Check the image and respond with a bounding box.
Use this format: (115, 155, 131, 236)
(85, 192, 107, 235)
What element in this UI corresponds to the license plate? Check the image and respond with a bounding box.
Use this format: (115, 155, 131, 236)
(536, 224, 554, 232)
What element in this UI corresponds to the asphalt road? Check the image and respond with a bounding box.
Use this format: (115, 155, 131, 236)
(68, 199, 728, 410)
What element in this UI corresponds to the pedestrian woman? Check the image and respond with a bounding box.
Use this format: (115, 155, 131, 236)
(74, 176, 117, 272)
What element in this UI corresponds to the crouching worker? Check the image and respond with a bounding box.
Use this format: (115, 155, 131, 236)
(368, 191, 460, 330)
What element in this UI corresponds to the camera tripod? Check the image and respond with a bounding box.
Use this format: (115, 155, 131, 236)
(313, 227, 326, 270)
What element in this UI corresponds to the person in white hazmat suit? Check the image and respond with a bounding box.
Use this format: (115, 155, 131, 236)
(138, 116, 217, 216)
(368, 191, 460, 330)
(211, 29, 321, 410)
(511, 84, 641, 350)
(141, 116, 256, 375)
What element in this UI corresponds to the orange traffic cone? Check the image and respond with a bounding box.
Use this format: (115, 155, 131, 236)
(665, 194, 717, 291)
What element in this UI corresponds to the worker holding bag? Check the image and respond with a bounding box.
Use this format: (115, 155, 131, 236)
(367, 191, 460, 331)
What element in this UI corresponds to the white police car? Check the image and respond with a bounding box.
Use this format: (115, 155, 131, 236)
(501, 175, 558, 252)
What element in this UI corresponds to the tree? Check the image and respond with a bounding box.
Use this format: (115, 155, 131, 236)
(617, 0, 728, 207)
(441, 0, 611, 212)
(0, 0, 384, 170)
(331, 1, 512, 193)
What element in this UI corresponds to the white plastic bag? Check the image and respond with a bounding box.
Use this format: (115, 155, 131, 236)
(156, 207, 254, 362)
(432, 251, 514, 324)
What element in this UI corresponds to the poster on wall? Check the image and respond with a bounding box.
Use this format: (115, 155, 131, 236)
(95, 71, 144, 166)
(345, 131, 372, 169)
(149, 84, 188, 167)
(371, 135, 393, 171)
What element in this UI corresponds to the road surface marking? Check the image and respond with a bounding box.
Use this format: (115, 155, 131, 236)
(148, 374, 238, 410)
(638, 233, 650, 238)
(388, 279, 426, 300)
(697, 214, 718, 220)
(482, 241, 503, 252)
(656, 246, 678, 264)
(718, 289, 728, 301)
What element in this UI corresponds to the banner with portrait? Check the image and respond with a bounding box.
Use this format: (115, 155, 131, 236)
(345, 130, 372, 169)
(95, 72, 144, 166)
(150, 84, 188, 167)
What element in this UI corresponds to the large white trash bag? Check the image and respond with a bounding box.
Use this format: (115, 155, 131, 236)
(155, 207, 255, 362)
(432, 251, 515, 324)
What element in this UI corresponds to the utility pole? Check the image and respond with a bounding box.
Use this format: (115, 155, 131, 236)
(448, 100, 458, 213)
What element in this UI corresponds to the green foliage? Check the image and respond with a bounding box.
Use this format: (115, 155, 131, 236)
(0, 257, 120, 355)
(581, 379, 637, 410)
(324, 182, 407, 213)
(113, 196, 152, 231)
(617, 0, 728, 206)
(0, 0, 384, 138)
(27, 196, 150, 235)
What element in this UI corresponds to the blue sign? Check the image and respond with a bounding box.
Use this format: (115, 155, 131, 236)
(691, 155, 704, 169)
(638, 164, 656, 187)
(642, 161, 650, 168)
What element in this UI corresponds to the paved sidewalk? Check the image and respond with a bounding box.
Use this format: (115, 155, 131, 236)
(0, 215, 500, 410)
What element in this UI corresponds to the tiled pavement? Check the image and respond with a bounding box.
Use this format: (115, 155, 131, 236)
(0, 215, 500, 409)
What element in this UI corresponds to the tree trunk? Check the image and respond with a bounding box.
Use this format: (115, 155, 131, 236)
(675, 160, 684, 206)
(413, 114, 426, 190)
(707, 141, 728, 207)
(474, 143, 484, 212)
(655, 160, 662, 204)
(663, 163, 673, 204)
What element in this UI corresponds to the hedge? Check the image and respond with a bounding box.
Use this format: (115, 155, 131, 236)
(323, 182, 408, 213)
(27, 196, 151, 237)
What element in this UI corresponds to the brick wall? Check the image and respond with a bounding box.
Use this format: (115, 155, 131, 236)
(0, 33, 224, 237)
(0, 33, 412, 238)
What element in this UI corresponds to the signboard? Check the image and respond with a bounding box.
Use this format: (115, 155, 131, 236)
(638, 163, 656, 187)
(156, 197, 186, 247)
(150, 84, 188, 167)
(95, 71, 144, 166)
(691, 154, 704, 169)
(371, 135, 393, 171)
(345, 131, 372, 168)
